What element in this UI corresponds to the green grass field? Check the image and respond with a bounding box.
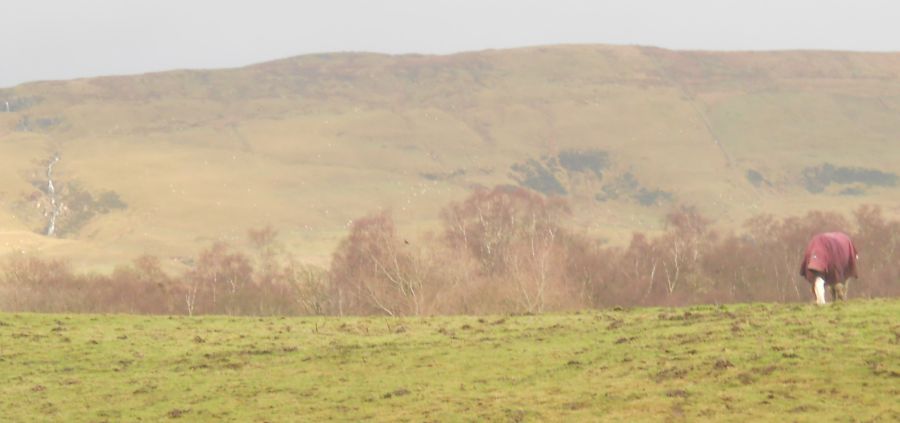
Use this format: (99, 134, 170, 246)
(1, 299, 897, 422)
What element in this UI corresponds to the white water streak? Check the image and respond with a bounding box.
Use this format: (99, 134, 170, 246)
(45, 154, 61, 237)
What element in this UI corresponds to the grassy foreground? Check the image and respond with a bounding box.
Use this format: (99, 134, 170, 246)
(1, 300, 898, 422)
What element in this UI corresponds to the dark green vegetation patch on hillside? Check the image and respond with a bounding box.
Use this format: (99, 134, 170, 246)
(511, 158, 568, 195)
(558, 149, 609, 177)
(17, 178, 127, 238)
(509, 149, 671, 207)
(746, 169, 771, 188)
(15, 115, 63, 132)
(596, 172, 673, 206)
(510, 149, 610, 196)
(803, 163, 898, 194)
(1, 95, 41, 112)
(1, 300, 897, 422)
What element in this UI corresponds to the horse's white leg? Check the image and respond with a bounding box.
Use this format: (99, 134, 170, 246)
(814, 276, 827, 305)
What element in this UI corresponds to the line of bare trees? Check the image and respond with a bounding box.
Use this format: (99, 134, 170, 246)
(1, 186, 898, 315)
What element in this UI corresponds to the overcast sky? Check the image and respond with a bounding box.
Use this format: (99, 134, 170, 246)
(2, 0, 896, 87)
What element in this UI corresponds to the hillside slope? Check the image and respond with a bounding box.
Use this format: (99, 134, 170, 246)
(1, 45, 899, 268)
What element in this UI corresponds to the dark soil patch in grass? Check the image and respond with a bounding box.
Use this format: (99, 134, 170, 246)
(714, 359, 734, 370)
(656, 366, 691, 382)
(666, 389, 690, 398)
(382, 388, 411, 399)
(167, 408, 190, 418)
(790, 404, 819, 413)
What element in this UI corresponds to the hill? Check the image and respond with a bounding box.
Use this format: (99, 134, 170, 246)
(1, 299, 897, 421)
(1, 45, 899, 269)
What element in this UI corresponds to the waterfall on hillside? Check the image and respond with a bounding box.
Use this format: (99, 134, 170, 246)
(45, 153, 61, 237)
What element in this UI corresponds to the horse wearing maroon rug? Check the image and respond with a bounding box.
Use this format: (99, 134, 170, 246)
(799, 232, 858, 305)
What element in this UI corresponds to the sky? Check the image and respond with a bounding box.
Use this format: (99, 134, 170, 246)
(1, 0, 897, 87)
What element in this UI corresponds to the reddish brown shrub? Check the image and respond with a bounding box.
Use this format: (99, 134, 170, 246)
(1, 188, 897, 316)
(330, 211, 435, 316)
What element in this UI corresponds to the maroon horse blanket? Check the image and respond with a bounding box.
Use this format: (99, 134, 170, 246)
(799, 232, 859, 284)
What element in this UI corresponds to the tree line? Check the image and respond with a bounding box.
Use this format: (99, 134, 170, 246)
(2, 186, 897, 315)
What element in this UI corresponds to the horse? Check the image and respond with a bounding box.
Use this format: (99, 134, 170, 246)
(799, 232, 858, 305)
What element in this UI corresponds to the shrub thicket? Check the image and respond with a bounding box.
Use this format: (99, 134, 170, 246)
(1, 187, 897, 315)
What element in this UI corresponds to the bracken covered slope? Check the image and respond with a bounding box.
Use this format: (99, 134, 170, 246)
(1, 45, 899, 268)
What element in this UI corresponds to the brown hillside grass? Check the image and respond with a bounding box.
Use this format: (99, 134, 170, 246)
(1, 45, 899, 270)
